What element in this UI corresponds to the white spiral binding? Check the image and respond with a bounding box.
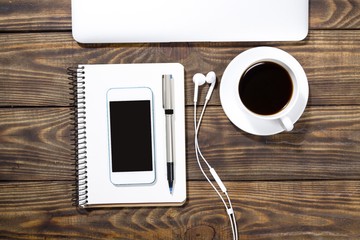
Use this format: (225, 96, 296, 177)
(68, 66, 88, 208)
(76, 66, 88, 207)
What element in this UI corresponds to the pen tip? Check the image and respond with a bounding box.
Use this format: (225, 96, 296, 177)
(169, 187, 173, 194)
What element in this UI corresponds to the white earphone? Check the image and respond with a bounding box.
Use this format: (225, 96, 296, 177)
(193, 71, 238, 240)
(192, 71, 216, 103)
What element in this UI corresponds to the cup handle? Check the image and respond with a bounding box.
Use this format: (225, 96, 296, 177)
(280, 116, 294, 132)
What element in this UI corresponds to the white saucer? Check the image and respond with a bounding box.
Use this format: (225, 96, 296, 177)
(220, 47, 309, 136)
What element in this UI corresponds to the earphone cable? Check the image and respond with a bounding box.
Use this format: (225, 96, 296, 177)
(226, 192, 238, 240)
(195, 99, 212, 169)
(194, 100, 238, 240)
(194, 102, 227, 207)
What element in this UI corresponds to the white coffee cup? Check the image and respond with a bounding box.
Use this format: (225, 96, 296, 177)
(220, 47, 309, 136)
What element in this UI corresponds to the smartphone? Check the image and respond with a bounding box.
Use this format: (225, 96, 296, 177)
(106, 87, 155, 185)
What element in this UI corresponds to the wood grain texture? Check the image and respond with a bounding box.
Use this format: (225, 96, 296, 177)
(0, 181, 359, 240)
(187, 105, 360, 181)
(0, 31, 359, 107)
(310, 0, 360, 29)
(1, 106, 359, 181)
(0, 0, 360, 31)
(1, 0, 360, 239)
(0, 108, 74, 181)
(0, 0, 70, 31)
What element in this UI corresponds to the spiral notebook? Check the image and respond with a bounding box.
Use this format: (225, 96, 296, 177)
(69, 63, 187, 208)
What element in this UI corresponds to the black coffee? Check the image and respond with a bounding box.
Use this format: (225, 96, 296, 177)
(238, 61, 293, 115)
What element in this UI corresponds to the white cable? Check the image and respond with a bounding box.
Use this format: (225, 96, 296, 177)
(194, 103, 227, 207)
(195, 99, 212, 169)
(226, 192, 238, 240)
(194, 104, 237, 240)
(194, 100, 238, 240)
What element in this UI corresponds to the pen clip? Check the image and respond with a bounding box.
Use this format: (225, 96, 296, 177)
(162, 75, 166, 109)
(162, 74, 173, 110)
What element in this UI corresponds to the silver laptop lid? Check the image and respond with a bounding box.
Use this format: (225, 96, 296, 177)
(72, 0, 308, 43)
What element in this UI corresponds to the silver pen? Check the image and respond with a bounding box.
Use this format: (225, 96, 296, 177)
(162, 74, 174, 194)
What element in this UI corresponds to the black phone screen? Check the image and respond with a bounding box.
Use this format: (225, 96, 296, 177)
(109, 100, 153, 172)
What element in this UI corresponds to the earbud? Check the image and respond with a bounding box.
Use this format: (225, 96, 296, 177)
(193, 73, 206, 103)
(193, 71, 217, 103)
(205, 71, 216, 101)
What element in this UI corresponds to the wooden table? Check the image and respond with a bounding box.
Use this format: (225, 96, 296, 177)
(1, 0, 359, 239)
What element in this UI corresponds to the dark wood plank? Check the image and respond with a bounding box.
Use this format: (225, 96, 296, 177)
(0, 180, 359, 239)
(1, 106, 359, 181)
(0, 108, 74, 181)
(0, 33, 76, 106)
(0, 0, 360, 32)
(187, 105, 360, 181)
(0, 31, 360, 107)
(0, 0, 70, 31)
(310, 0, 360, 29)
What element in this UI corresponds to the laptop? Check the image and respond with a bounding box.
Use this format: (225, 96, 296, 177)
(72, 0, 308, 43)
